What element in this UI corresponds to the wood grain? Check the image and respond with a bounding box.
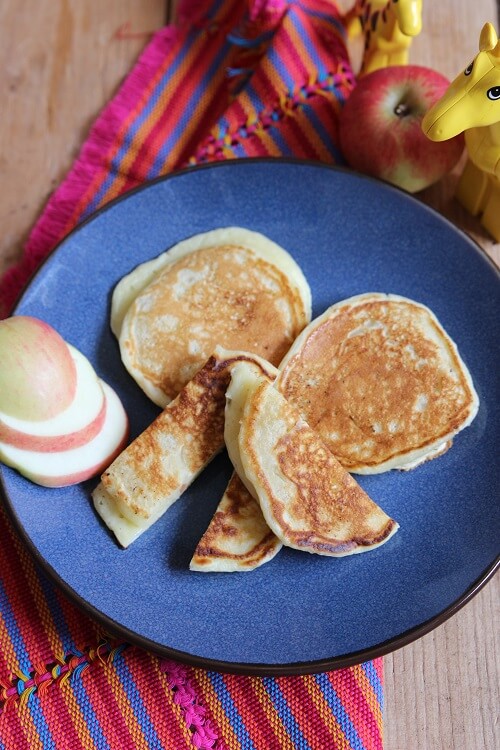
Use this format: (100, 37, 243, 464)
(0, 0, 168, 277)
(0, 2, 498, 749)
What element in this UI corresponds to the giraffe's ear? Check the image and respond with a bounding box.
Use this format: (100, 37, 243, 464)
(479, 22, 498, 52)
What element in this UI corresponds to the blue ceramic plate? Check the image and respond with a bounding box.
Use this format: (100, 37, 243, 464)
(1, 160, 499, 675)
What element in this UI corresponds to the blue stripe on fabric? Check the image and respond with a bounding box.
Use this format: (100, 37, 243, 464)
(301, 102, 344, 162)
(0, 578, 31, 674)
(82, 28, 198, 219)
(27, 697, 57, 750)
(295, 1, 346, 37)
(113, 653, 167, 750)
(243, 80, 266, 113)
(288, 8, 328, 78)
(208, 672, 258, 750)
(314, 672, 367, 750)
(266, 44, 296, 90)
(0, 581, 55, 747)
(262, 678, 314, 750)
(207, 0, 227, 19)
(361, 661, 384, 710)
(147, 40, 232, 179)
(267, 124, 295, 156)
(68, 676, 112, 750)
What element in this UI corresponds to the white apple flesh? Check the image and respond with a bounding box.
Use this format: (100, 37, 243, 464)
(0, 345, 106, 451)
(0, 316, 77, 421)
(339, 66, 464, 193)
(0, 382, 129, 487)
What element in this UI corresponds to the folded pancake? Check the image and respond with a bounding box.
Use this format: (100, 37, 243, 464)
(113, 227, 311, 406)
(189, 472, 282, 572)
(237, 367, 398, 556)
(276, 293, 479, 473)
(92, 348, 276, 547)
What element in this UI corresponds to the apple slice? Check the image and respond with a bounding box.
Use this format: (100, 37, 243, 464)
(0, 316, 77, 421)
(0, 345, 106, 451)
(0, 382, 128, 487)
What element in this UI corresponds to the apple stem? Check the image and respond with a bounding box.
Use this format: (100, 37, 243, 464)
(394, 102, 411, 118)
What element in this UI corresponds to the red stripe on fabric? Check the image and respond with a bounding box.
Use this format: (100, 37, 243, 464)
(185, 667, 236, 748)
(277, 676, 345, 750)
(81, 665, 138, 750)
(222, 676, 286, 750)
(36, 684, 86, 749)
(116, 31, 217, 180)
(124, 650, 192, 750)
(67, 30, 187, 228)
(55, 589, 103, 653)
(329, 668, 384, 750)
(270, 24, 310, 83)
(0, 706, 34, 750)
(288, 104, 335, 159)
(128, 32, 236, 180)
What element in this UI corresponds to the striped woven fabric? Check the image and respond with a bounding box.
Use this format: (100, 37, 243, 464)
(0, 1, 385, 748)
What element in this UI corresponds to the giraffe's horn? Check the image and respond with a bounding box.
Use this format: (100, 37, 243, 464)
(479, 22, 498, 52)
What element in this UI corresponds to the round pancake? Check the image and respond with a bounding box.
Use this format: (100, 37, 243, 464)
(237, 371, 398, 557)
(276, 293, 479, 473)
(114, 228, 311, 406)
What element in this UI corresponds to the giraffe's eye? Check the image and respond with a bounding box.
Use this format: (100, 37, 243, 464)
(464, 62, 473, 76)
(487, 86, 500, 100)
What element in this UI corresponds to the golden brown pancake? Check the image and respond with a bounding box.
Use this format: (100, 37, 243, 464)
(276, 293, 479, 473)
(190, 472, 282, 572)
(237, 368, 398, 556)
(113, 227, 311, 406)
(92, 348, 276, 547)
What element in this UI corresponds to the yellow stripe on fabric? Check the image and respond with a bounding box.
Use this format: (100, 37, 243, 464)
(352, 663, 383, 736)
(302, 675, 353, 750)
(290, 103, 334, 161)
(191, 669, 243, 750)
(254, 126, 285, 157)
(0, 609, 20, 678)
(101, 662, 151, 750)
(283, 17, 323, 85)
(58, 678, 100, 750)
(92, 34, 208, 209)
(15, 704, 45, 750)
(249, 679, 299, 749)
(113, 28, 212, 176)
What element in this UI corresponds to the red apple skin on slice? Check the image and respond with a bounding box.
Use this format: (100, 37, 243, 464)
(0, 382, 129, 488)
(0, 316, 77, 421)
(339, 66, 464, 193)
(0, 346, 106, 452)
(0, 399, 106, 452)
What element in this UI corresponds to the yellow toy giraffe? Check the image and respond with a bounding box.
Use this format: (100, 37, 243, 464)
(422, 22, 500, 242)
(349, 0, 423, 74)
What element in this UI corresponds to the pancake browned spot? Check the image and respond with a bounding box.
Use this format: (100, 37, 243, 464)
(113, 227, 311, 406)
(276, 293, 479, 473)
(190, 472, 282, 572)
(92, 348, 277, 547)
(237, 367, 398, 556)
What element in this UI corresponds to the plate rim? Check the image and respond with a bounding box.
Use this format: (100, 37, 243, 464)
(1, 476, 498, 676)
(3, 157, 500, 676)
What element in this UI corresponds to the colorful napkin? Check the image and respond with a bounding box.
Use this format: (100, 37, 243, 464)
(0, 2, 385, 747)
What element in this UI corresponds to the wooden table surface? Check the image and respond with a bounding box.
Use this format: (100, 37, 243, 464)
(0, 2, 498, 748)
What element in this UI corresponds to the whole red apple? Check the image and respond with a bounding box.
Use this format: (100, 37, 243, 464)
(339, 66, 464, 193)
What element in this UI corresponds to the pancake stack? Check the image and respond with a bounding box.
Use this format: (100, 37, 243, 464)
(92, 230, 479, 572)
